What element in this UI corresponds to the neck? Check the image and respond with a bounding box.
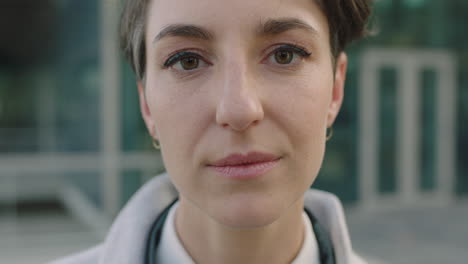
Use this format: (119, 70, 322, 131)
(175, 197, 305, 264)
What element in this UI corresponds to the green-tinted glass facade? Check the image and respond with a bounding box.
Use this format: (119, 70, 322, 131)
(314, 0, 468, 201)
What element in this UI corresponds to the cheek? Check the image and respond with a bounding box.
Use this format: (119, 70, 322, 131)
(266, 72, 332, 170)
(267, 71, 333, 131)
(146, 76, 213, 173)
(148, 73, 204, 134)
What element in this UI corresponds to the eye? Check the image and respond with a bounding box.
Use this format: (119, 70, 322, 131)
(267, 44, 311, 65)
(177, 56, 200, 70)
(275, 50, 294, 64)
(163, 51, 209, 71)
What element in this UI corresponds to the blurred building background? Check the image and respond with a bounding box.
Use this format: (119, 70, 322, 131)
(0, 0, 466, 263)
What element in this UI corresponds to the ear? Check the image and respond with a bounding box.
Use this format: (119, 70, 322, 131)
(137, 81, 157, 139)
(327, 52, 347, 127)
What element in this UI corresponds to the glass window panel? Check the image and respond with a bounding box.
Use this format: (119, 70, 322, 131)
(420, 68, 437, 191)
(378, 66, 398, 194)
(120, 170, 144, 206)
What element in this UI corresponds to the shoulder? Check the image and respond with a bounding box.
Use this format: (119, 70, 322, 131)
(304, 189, 342, 211)
(304, 189, 368, 264)
(48, 173, 178, 264)
(303, 189, 347, 234)
(47, 245, 102, 264)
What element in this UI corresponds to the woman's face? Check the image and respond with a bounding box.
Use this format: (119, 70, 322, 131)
(139, 0, 346, 227)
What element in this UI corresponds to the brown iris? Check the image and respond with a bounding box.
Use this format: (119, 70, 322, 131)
(180, 56, 199, 70)
(274, 50, 294, 64)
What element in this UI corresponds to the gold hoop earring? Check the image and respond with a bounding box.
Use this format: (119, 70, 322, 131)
(326, 126, 333, 141)
(152, 138, 161, 150)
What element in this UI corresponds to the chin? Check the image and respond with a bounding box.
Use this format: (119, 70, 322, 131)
(211, 193, 288, 229)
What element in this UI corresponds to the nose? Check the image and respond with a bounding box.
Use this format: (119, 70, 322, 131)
(215, 61, 264, 131)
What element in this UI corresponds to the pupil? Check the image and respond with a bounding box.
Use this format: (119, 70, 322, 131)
(275, 50, 292, 64)
(182, 57, 198, 70)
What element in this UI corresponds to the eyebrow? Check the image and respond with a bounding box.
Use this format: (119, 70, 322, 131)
(154, 24, 214, 42)
(153, 18, 318, 43)
(259, 18, 319, 37)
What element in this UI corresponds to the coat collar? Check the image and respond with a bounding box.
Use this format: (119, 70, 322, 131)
(99, 173, 356, 264)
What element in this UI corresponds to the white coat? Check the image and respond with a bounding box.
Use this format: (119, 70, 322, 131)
(50, 173, 366, 264)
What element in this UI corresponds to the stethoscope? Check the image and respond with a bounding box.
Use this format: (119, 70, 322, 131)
(145, 198, 336, 264)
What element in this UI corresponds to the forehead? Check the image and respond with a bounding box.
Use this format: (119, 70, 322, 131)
(146, 0, 329, 42)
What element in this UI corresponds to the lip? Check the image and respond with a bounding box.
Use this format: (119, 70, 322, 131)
(207, 152, 281, 179)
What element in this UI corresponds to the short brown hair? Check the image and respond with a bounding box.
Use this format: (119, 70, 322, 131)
(120, 0, 372, 81)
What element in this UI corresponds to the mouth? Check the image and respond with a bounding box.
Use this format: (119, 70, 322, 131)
(207, 152, 281, 179)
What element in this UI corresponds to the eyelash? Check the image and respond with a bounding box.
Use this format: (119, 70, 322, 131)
(163, 51, 206, 68)
(161, 44, 312, 70)
(272, 44, 312, 59)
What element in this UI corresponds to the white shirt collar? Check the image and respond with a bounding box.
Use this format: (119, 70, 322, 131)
(156, 202, 320, 264)
(156, 202, 195, 264)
